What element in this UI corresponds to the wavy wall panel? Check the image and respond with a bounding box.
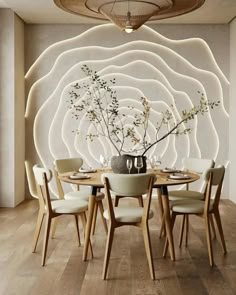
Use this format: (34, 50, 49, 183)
(25, 24, 229, 197)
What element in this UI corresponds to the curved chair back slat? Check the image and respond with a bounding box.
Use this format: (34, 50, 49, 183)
(55, 158, 83, 174)
(33, 164, 52, 185)
(182, 157, 215, 192)
(101, 173, 156, 197)
(204, 166, 225, 210)
(204, 166, 225, 185)
(183, 158, 215, 174)
(33, 164, 53, 213)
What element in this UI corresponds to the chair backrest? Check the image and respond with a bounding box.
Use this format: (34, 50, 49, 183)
(204, 166, 225, 211)
(54, 158, 83, 174)
(183, 158, 215, 174)
(182, 157, 215, 192)
(54, 158, 83, 199)
(101, 173, 156, 196)
(33, 164, 53, 213)
(101, 173, 156, 224)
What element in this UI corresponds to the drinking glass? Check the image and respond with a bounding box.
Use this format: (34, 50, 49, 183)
(134, 157, 143, 174)
(100, 154, 108, 168)
(150, 155, 161, 170)
(126, 158, 133, 174)
(149, 157, 156, 170)
(154, 155, 162, 169)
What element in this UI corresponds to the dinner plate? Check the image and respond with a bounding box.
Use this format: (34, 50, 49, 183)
(169, 173, 190, 180)
(161, 168, 181, 173)
(79, 168, 97, 173)
(69, 173, 90, 180)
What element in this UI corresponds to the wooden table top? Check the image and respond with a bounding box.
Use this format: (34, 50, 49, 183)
(59, 169, 200, 188)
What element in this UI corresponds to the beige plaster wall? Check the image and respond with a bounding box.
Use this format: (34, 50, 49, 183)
(0, 9, 25, 207)
(0, 9, 15, 207)
(14, 13, 25, 206)
(229, 18, 236, 203)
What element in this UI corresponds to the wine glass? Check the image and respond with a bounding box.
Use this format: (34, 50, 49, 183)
(126, 158, 133, 174)
(134, 157, 143, 174)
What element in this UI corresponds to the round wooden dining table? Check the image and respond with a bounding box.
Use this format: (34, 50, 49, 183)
(59, 169, 199, 262)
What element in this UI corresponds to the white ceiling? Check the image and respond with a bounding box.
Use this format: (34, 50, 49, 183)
(1, 0, 236, 24)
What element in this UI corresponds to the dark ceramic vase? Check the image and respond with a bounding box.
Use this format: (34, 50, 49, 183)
(110, 154, 147, 174)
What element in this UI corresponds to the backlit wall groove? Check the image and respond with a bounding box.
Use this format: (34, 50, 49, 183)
(25, 24, 229, 197)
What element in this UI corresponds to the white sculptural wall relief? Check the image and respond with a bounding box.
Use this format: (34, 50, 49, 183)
(24, 24, 229, 197)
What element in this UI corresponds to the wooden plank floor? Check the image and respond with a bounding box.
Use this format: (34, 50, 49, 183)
(0, 198, 236, 295)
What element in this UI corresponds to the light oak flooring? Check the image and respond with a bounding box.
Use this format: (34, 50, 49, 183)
(0, 198, 236, 295)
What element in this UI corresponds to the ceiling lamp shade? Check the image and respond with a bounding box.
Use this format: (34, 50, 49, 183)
(54, 0, 205, 33)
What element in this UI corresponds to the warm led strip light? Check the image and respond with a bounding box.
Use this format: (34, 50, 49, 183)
(25, 25, 229, 197)
(34, 57, 219, 172)
(53, 71, 191, 166)
(25, 24, 229, 87)
(25, 46, 229, 170)
(50, 59, 216, 157)
(25, 42, 229, 119)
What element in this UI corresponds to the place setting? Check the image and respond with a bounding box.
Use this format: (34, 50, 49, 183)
(69, 173, 91, 180)
(158, 164, 191, 180)
(167, 172, 191, 180)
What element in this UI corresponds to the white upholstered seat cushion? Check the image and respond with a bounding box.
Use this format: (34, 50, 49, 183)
(103, 207, 154, 223)
(171, 199, 213, 214)
(169, 190, 204, 201)
(64, 191, 104, 201)
(51, 199, 88, 214)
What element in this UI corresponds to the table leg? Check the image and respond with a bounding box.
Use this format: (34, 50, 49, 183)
(157, 187, 166, 237)
(161, 186, 175, 261)
(83, 186, 97, 261)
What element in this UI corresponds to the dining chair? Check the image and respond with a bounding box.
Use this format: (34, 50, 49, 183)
(101, 173, 156, 280)
(54, 158, 108, 236)
(32, 164, 93, 266)
(160, 157, 215, 245)
(164, 166, 227, 266)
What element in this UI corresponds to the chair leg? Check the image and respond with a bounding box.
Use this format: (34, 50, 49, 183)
(213, 210, 227, 254)
(185, 215, 189, 247)
(102, 224, 115, 280)
(32, 210, 45, 253)
(157, 188, 166, 238)
(98, 200, 108, 234)
(91, 202, 98, 235)
(179, 214, 186, 248)
(159, 215, 165, 238)
(42, 214, 52, 266)
(51, 217, 58, 239)
(204, 214, 214, 266)
(74, 215, 81, 246)
(142, 223, 155, 280)
(80, 212, 94, 259)
(114, 195, 119, 207)
(209, 214, 216, 240)
(163, 212, 176, 258)
(138, 195, 144, 207)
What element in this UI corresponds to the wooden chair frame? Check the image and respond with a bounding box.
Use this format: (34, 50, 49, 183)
(102, 175, 155, 280)
(159, 158, 215, 242)
(33, 170, 93, 266)
(164, 167, 227, 266)
(53, 165, 108, 236)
